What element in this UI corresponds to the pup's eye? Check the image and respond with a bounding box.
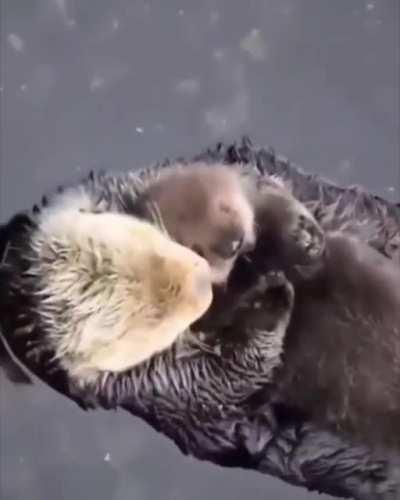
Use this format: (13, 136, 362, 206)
(212, 236, 244, 259)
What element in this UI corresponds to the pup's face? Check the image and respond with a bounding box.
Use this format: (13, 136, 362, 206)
(187, 192, 256, 284)
(142, 166, 256, 285)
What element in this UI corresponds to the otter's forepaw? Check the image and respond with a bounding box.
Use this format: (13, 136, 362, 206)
(263, 270, 294, 312)
(289, 212, 325, 262)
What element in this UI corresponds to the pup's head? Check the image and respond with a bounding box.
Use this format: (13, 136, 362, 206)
(137, 165, 256, 284)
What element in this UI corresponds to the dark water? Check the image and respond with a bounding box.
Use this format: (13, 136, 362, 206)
(1, 1, 398, 499)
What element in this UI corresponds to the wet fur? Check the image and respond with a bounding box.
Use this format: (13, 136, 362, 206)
(0, 160, 322, 403)
(1, 138, 400, 498)
(1, 207, 212, 390)
(270, 231, 400, 452)
(131, 164, 257, 284)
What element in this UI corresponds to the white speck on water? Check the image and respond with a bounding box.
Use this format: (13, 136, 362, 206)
(212, 49, 225, 61)
(387, 186, 396, 193)
(20, 83, 27, 92)
(90, 76, 105, 91)
(178, 9, 184, 16)
(366, 2, 375, 11)
(135, 127, 144, 134)
(7, 33, 24, 53)
(240, 29, 268, 62)
(338, 159, 353, 173)
(205, 110, 228, 134)
(19, 457, 25, 464)
(204, 88, 249, 137)
(280, 4, 296, 16)
(66, 19, 76, 29)
(112, 18, 120, 30)
(210, 11, 220, 25)
(104, 453, 111, 462)
(53, 0, 76, 28)
(0, 86, 4, 93)
(175, 78, 200, 96)
(154, 123, 165, 133)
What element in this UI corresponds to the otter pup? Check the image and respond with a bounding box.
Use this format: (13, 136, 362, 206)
(133, 163, 324, 284)
(132, 164, 256, 284)
(0, 207, 212, 391)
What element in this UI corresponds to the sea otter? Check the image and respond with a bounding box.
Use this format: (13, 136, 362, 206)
(0, 161, 323, 406)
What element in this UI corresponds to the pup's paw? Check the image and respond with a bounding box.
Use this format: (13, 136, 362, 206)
(263, 270, 294, 312)
(288, 211, 325, 262)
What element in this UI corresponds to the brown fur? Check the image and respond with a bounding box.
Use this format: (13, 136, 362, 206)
(133, 164, 257, 284)
(270, 231, 400, 452)
(133, 163, 326, 288)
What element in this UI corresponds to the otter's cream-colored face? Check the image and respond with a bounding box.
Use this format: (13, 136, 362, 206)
(139, 164, 256, 284)
(34, 210, 213, 377)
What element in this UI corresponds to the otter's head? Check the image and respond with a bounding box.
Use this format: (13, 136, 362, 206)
(137, 165, 256, 285)
(144, 236, 214, 328)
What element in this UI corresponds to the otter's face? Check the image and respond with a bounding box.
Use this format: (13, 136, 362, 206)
(188, 194, 256, 284)
(148, 240, 213, 324)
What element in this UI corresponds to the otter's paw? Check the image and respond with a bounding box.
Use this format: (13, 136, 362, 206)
(262, 270, 294, 312)
(288, 211, 325, 262)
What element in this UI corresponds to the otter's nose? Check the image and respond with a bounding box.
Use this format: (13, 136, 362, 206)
(194, 272, 212, 297)
(190, 258, 213, 310)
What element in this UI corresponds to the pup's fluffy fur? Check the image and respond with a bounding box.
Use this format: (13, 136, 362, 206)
(132, 164, 256, 284)
(133, 163, 324, 283)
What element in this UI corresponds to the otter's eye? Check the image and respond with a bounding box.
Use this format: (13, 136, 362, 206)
(191, 244, 204, 258)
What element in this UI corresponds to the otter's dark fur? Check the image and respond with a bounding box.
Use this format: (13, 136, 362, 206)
(1, 138, 400, 499)
(235, 227, 400, 452)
